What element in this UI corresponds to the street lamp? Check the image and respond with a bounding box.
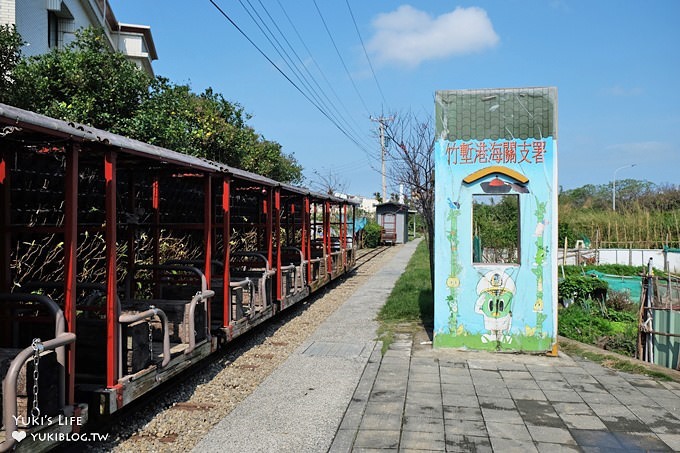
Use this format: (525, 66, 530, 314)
(612, 163, 636, 211)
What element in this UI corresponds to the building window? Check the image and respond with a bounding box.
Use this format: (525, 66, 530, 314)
(472, 194, 520, 264)
(48, 11, 59, 48)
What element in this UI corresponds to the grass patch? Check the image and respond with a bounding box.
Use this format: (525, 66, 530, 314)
(559, 341, 673, 381)
(377, 240, 433, 353)
(558, 302, 638, 356)
(378, 240, 433, 323)
(376, 324, 395, 354)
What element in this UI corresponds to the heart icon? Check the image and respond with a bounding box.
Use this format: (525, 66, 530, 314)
(12, 430, 26, 442)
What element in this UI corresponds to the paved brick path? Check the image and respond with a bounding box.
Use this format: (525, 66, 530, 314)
(331, 333, 680, 452)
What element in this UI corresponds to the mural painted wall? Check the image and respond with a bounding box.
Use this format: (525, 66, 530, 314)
(433, 87, 558, 352)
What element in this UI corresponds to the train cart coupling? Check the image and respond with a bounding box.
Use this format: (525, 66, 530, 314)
(1, 333, 76, 452)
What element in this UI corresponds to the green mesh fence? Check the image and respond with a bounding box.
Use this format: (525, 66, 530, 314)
(585, 270, 643, 303)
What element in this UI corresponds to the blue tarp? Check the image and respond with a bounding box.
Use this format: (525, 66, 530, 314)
(355, 217, 367, 232)
(585, 270, 642, 303)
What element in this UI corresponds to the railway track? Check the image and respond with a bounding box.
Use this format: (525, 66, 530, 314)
(67, 245, 401, 453)
(354, 246, 391, 270)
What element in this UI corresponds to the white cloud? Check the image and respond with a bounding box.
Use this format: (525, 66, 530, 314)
(366, 5, 499, 68)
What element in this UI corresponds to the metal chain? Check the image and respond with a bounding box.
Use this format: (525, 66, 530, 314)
(31, 338, 44, 418)
(148, 310, 154, 364)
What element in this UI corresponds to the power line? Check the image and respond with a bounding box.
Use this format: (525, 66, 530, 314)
(312, 0, 371, 118)
(274, 0, 372, 146)
(237, 0, 328, 117)
(320, 158, 374, 174)
(208, 0, 372, 154)
(249, 0, 374, 152)
(345, 0, 388, 110)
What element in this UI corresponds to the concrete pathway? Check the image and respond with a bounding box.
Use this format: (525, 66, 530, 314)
(196, 238, 680, 452)
(194, 240, 420, 453)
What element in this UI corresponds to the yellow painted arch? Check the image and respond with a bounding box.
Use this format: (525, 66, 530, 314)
(462, 166, 529, 185)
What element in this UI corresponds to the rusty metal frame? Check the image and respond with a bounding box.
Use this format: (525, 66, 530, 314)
(0, 103, 367, 424)
(274, 188, 282, 303)
(125, 171, 138, 300)
(342, 204, 348, 269)
(265, 189, 273, 268)
(222, 177, 231, 328)
(203, 176, 213, 331)
(105, 150, 119, 388)
(324, 201, 332, 275)
(0, 148, 8, 292)
(303, 196, 311, 285)
(0, 293, 72, 452)
(1, 330, 75, 453)
(352, 204, 357, 264)
(119, 307, 171, 368)
(0, 147, 10, 345)
(151, 176, 160, 299)
(63, 144, 78, 404)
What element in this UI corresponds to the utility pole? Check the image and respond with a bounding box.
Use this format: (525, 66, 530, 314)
(370, 115, 394, 202)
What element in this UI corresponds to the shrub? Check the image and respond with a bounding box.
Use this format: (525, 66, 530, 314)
(558, 298, 638, 358)
(603, 326, 638, 357)
(363, 221, 382, 248)
(585, 264, 644, 276)
(558, 276, 608, 304)
(561, 264, 660, 278)
(558, 303, 613, 344)
(606, 290, 637, 312)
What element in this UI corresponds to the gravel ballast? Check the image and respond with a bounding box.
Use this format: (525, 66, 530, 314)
(80, 246, 402, 452)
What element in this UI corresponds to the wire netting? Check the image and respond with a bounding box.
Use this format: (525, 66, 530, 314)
(435, 87, 558, 141)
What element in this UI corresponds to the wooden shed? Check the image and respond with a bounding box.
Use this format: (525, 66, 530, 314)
(376, 202, 409, 244)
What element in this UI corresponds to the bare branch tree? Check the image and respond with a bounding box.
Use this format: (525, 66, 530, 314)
(310, 168, 348, 196)
(382, 111, 435, 287)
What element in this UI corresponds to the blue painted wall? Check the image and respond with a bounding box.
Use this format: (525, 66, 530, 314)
(433, 88, 558, 351)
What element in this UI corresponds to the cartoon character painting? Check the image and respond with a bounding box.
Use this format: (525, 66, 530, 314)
(474, 271, 515, 344)
(433, 87, 557, 352)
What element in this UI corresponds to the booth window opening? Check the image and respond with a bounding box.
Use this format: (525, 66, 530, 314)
(472, 194, 520, 265)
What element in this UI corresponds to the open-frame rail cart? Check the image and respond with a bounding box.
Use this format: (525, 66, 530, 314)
(0, 103, 358, 451)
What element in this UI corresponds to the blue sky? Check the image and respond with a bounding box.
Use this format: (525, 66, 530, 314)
(109, 1, 679, 198)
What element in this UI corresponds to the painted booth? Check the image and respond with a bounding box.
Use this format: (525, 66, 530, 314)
(376, 202, 409, 244)
(433, 87, 558, 352)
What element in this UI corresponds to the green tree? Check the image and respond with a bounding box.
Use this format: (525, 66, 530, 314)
(363, 221, 382, 248)
(612, 178, 654, 208)
(559, 179, 667, 213)
(4, 27, 302, 184)
(0, 25, 24, 103)
(122, 80, 302, 183)
(473, 195, 519, 262)
(120, 80, 245, 164)
(240, 137, 303, 184)
(10, 27, 152, 131)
